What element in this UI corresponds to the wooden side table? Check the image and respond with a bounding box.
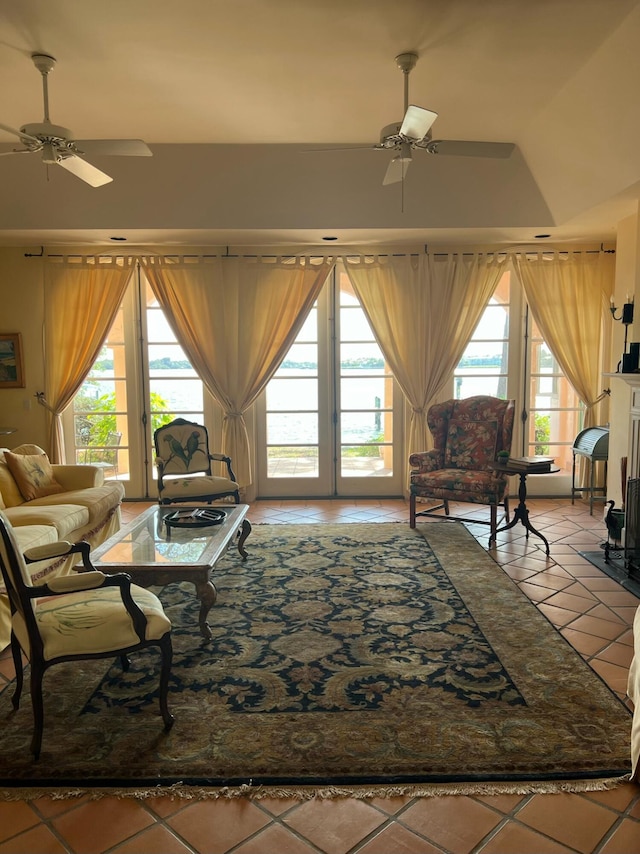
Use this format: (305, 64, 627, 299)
(491, 464, 560, 555)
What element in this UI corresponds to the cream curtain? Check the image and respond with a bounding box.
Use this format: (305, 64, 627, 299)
(142, 255, 334, 487)
(43, 258, 134, 463)
(512, 251, 615, 431)
(343, 253, 508, 461)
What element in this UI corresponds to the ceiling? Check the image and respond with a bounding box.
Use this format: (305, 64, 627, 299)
(0, 0, 639, 247)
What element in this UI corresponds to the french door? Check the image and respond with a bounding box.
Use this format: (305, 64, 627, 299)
(255, 263, 404, 497)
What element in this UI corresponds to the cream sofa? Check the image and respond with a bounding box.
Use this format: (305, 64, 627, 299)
(0, 444, 125, 649)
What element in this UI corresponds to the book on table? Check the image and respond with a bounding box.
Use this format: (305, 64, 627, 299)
(500, 455, 554, 472)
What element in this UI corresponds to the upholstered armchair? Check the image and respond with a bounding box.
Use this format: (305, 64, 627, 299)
(154, 418, 240, 505)
(0, 510, 174, 759)
(409, 395, 516, 543)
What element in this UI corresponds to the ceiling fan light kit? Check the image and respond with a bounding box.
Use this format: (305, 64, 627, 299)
(0, 53, 152, 187)
(373, 52, 515, 185)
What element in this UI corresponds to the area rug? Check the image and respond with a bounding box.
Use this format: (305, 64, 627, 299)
(0, 522, 632, 800)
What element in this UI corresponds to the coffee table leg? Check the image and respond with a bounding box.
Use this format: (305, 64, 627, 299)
(237, 518, 252, 560)
(195, 579, 217, 640)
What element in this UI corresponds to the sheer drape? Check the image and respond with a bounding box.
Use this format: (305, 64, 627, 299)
(343, 253, 507, 462)
(142, 256, 334, 487)
(43, 258, 134, 463)
(513, 251, 615, 430)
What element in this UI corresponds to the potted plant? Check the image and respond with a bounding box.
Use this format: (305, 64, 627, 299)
(496, 450, 510, 465)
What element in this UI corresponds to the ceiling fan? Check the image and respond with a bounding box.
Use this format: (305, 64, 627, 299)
(0, 53, 152, 187)
(338, 52, 516, 185)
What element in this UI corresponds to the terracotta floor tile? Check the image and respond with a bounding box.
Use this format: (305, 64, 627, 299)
(0, 802, 39, 842)
(51, 798, 155, 854)
(473, 793, 527, 812)
(567, 614, 629, 641)
(478, 821, 576, 853)
(560, 627, 608, 657)
(598, 817, 640, 853)
(596, 641, 636, 669)
(283, 798, 386, 854)
(357, 823, 443, 853)
(538, 603, 582, 628)
(232, 823, 319, 854)
(400, 796, 501, 854)
(583, 782, 640, 810)
(252, 796, 304, 816)
(29, 794, 91, 820)
(545, 591, 600, 612)
(589, 659, 634, 694)
(110, 823, 194, 853)
(144, 794, 192, 819)
(366, 795, 414, 815)
(516, 792, 618, 853)
(0, 823, 69, 854)
(165, 799, 270, 854)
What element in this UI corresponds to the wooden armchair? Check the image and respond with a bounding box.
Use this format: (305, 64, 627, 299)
(409, 395, 516, 543)
(0, 510, 174, 759)
(154, 418, 240, 505)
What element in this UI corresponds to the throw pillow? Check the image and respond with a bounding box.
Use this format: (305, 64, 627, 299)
(4, 451, 65, 502)
(444, 420, 498, 470)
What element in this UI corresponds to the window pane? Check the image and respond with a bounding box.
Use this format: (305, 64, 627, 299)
(266, 378, 317, 411)
(454, 375, 508, 399)
(340, 306, 375, 342)
(341, 446, 392, 477)
(149, 379, 203, 413)
(148, 344, 198, 376)
(277, 344, 318, 374)
(341, 377, 392, 411)
(340, 343, 386, 371)
(268, 447, 318, 478)
(267, 413, 318, 444)
(341, 411, 392, 443)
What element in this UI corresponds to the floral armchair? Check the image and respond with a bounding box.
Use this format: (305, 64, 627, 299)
(409, 396, 516, 543)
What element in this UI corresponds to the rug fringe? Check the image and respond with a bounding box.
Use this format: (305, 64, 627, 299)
(0, 775, 631, 802)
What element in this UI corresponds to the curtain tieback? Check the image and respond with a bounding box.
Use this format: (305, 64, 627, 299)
(224, 411, 244, 420)
(412, 408, 425, 416)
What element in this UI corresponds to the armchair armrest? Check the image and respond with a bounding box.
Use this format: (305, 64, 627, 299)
(409, 450, 444, 473)
(25, 539, 93, 571)
(208, 453, 237, 482)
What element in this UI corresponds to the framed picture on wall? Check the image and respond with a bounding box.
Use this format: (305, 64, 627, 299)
(0, 333, 25, 388)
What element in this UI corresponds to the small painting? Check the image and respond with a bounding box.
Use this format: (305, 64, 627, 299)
(0, 334, 25, 388)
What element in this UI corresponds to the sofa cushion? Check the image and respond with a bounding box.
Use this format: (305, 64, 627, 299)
(444, 420, 498, 470)
(25, 482, 125, 525)
(11, 524, 59, 554)
(4, 451, 65, 501)
(3, 504, 90, 539)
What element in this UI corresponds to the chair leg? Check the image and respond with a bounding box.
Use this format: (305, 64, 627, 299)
(503, 496, 510, 522)
(29, 660, 45, 760)
(409, 494, 416, 528)
(10, 634, 23, 711)
(443, 500, 450, 517)
(490, 504, 498, 541)
(120, 654, 131, 672)
(158, 635, 175, 731)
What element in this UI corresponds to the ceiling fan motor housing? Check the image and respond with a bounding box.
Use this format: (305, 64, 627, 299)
(20, 122, 73, 145)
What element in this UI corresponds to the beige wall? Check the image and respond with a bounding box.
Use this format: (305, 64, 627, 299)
(0, 249, 48, 450)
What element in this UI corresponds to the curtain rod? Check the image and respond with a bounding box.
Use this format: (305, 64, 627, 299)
(24, 246, 616, 259)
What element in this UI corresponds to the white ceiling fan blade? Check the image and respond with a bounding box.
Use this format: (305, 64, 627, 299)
(0, 122, 41, 144)
(73, 139, 152, 157)
(57, 154, 113, 187)
(399, 106, 438, 141)
(383, 154, 411, 185)
(427, 140, 515, 158)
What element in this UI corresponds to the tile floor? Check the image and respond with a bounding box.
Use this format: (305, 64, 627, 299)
(0, 497, 639, 854)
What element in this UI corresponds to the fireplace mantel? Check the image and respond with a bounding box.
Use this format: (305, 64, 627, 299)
(603, 372, 640, 387)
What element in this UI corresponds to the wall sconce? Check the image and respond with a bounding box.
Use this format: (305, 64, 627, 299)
(611, 296, 636, 371)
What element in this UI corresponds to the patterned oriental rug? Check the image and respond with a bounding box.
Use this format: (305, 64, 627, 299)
(0, 522, 632, 800)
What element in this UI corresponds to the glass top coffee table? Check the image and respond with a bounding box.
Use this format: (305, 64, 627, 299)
(91, 504, 251, 640)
